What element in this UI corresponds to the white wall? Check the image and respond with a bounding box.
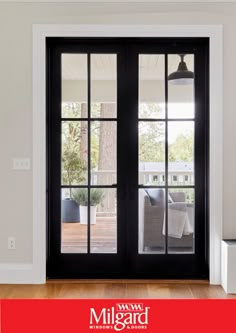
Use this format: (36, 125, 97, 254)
(0, 2, 235, 264)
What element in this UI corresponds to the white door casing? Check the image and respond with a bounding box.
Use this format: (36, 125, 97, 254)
(31, 24, 223, 284)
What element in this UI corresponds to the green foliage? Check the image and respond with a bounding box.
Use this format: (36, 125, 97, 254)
(72, 188, 105, 206)
(91, 103, 101, 118)
(62, 142, 87, 185)
(62, 102, 82, 118)
(139, 103, 164, 119)
(139, 122, 165, 162)
(169, 133, 193, 162)
(91, 121, 100, 169)
(61, 103, 194, 201)
(62, 104, 87, 197)
(138, 103, 193, 163)
(62, 103, 101, 170)
(139, 104, 165, 162)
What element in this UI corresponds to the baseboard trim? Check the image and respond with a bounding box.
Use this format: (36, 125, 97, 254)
(0, 264, 34, 284)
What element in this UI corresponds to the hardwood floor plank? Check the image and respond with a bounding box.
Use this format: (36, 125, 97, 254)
(147, 284, 171, 298)
(168, 284, 193, 298)
(125, 284, 149, 298)
(75, 283, 106, 298)
(189, 284, 236, 299)
(104, 283, 126, 298)
(0, 281, 235, 299)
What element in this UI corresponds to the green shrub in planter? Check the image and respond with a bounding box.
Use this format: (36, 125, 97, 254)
(61, 147, 86, 221)
(72, 188, 105, 225)
(72, 188, 105, 206)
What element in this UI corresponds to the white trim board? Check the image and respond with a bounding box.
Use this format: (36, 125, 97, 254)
(32, 24, 223, 285)
(0, 264, 34, 284)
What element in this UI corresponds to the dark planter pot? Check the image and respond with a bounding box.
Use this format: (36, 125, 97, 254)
(61, 198, 80, 223)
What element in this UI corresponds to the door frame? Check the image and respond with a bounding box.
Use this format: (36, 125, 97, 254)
(32, 24, 223, 284)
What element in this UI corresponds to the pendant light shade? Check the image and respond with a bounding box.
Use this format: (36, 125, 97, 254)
(168, 54, 194, 85)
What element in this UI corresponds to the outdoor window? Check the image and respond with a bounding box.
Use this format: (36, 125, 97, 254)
(153, 175, 158, 182)
(173, 175, 178, 182)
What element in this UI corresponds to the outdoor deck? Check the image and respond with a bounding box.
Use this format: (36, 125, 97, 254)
(62, 217, 117, 253)
(61, 216, 193, 254)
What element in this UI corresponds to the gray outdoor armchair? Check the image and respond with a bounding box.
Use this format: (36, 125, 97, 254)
(139, 189, 194, 252)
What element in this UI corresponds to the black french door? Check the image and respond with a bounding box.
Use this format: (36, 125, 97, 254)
(47, 38, 209, 279)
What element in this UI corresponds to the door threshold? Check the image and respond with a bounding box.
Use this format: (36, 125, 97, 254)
(47, 279, 209, 284)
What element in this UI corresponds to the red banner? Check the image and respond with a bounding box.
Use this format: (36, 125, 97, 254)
(1, 299, 236, 333)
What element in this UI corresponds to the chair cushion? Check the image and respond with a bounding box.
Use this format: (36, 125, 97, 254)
(169, 192, 186, 203)
(145, 189, 164, 206)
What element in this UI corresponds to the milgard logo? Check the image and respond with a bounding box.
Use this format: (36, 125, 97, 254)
(89, 303, 150, 331)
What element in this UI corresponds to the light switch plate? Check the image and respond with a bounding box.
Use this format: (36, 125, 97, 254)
(13, 158, 31, 170)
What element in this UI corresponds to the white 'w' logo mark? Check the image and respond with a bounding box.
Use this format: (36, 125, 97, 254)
(116, 303, 144, 312)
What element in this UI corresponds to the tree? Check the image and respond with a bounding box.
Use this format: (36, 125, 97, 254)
(98, 103, 116, 185)
(138, 104, 194, 163)
(139, 103, 164, 119)
(62, 142, 86, 198)
(139, 122, 165, 162)
(62, 103, 87, 198)
(169, 133, 193, 162)
(139, 103, 165, 163)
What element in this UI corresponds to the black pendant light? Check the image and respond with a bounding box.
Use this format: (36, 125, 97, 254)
(168, 54, 194, 85)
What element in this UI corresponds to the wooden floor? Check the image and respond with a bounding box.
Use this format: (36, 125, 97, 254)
(0, 280, 235, 298)
(62, 217, 116, 253)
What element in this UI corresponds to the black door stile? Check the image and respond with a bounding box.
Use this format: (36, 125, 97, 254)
(47, 37, 209, 279)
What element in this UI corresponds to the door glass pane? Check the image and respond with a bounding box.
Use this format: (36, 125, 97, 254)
(91, 121, 117, 186)
(139, 122, 165, 185)
(61, 188, 88, 253)
(90, 188, 117, 253)
(139, 188, 166, 254)
(62, 54, 88, 118)
(168, 121, 194, 186)
(62, 121, 88, 185)
(167, 188, 195, 253)
(168, 54, 194, 119)
(139, 54, 165, 119)
(91, 54, 117, 118)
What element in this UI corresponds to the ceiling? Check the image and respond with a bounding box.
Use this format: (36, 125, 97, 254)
(62, 54, 194, 81)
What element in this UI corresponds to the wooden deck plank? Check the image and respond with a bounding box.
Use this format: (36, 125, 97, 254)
(62, 216, 117, 253)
